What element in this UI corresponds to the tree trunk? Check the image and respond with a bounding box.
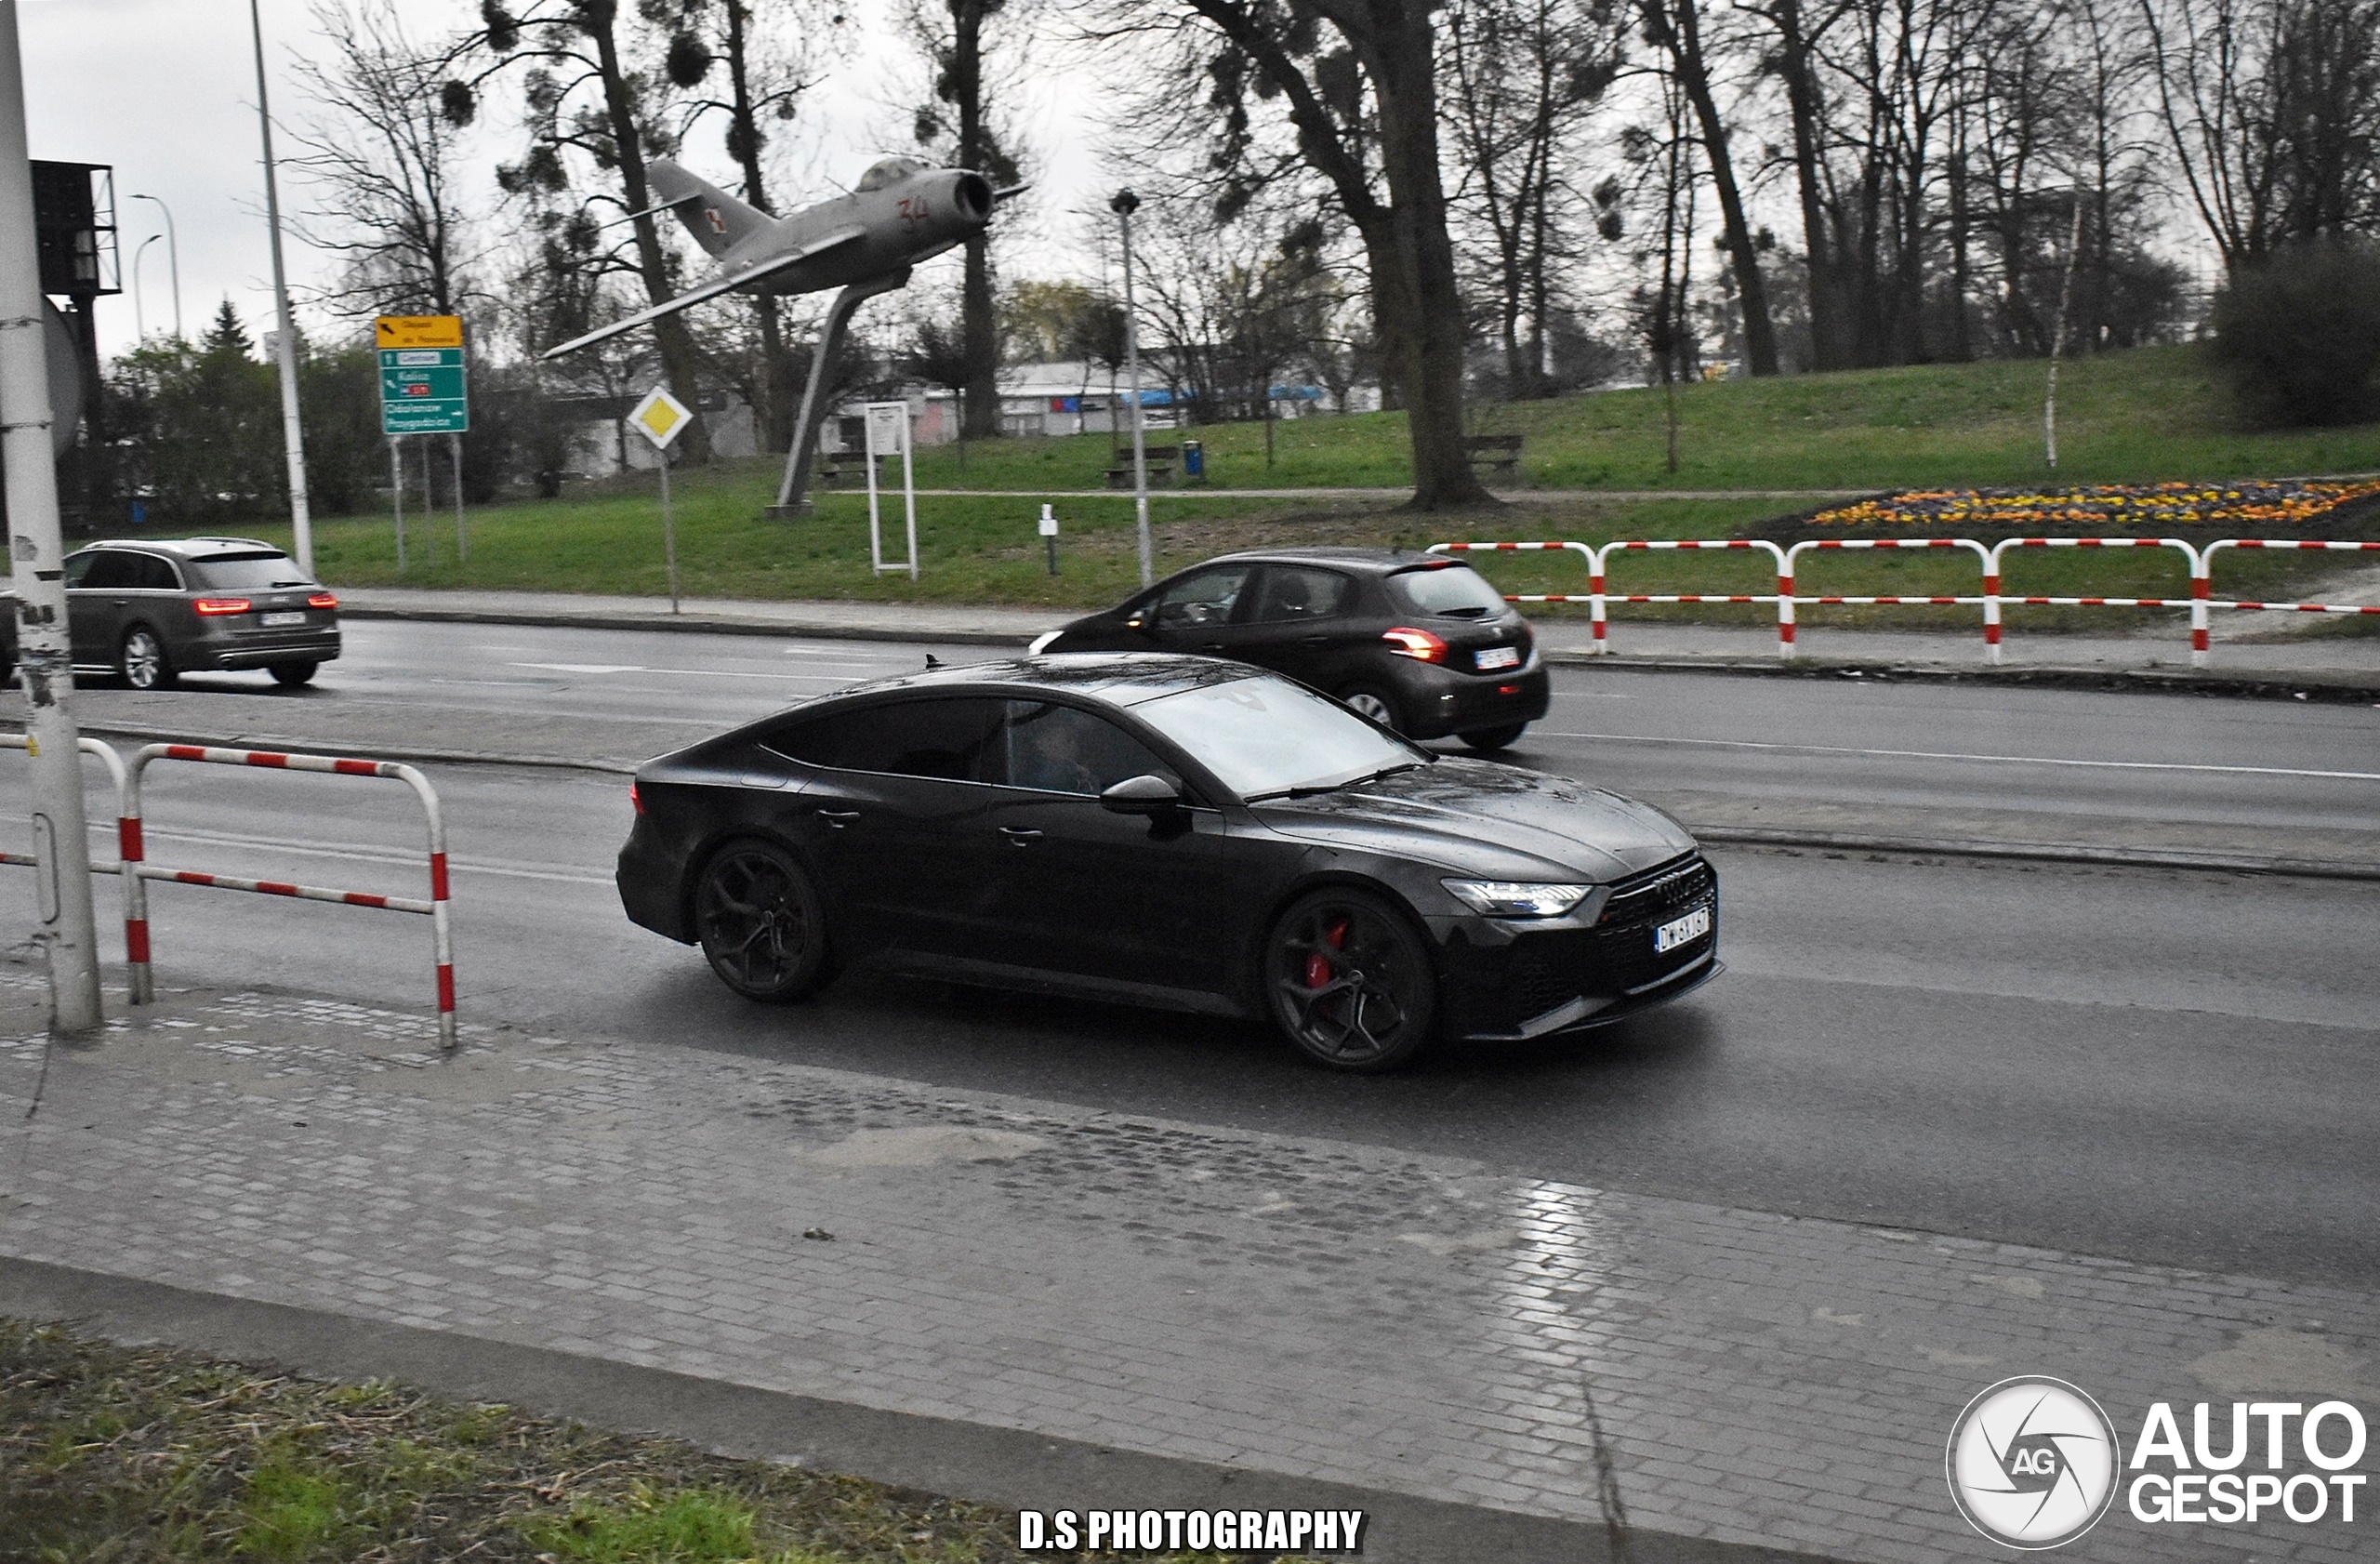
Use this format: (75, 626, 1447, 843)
(1646, 0, 1780, 376)
(588, 9, 710, 461)
(1769, 0, 1843, 369)
(722, 0, 794, 451)
(949, 2, 1001, 441)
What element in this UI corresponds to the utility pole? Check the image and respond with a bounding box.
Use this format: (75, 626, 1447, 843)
(250, 0, 313, 578)
(1111, 188, 1152, 589)
(128, 192, 180, 338)
(0, 0, 104, 1037)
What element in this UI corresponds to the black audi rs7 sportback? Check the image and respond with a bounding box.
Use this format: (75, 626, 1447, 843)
(616, 654, 1718, 1071)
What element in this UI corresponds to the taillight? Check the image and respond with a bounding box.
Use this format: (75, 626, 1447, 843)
(629, 781, 643, 815)
(1382, 626, 1448, 663)
(193, 597, 252, 616)
(308, 591, 338, 609)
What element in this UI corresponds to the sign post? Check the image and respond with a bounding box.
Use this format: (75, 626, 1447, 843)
(1039, 502, 1059, 576)
(864, 400, 918, 580)
(377, 316, 468, 574)
(629, 388, 694, 613)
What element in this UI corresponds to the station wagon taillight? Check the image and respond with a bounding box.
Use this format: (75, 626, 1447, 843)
(193, 597, 252, 616)
(308, 592, 338, 609)
(1382, 626, 1448, 663)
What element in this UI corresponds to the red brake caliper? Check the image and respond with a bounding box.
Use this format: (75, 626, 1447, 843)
(1304, 917, 1350, 987)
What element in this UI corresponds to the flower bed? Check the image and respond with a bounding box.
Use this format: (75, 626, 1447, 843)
(1811, 479, 2380, 531)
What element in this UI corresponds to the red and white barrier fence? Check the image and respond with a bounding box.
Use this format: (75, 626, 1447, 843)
(122, 744, 455, 1048)
(0, 734, 135, 933)
(1432, 534, 2380, 668)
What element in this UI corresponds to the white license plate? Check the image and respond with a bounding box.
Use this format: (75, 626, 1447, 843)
(1652, 904, 1712, 953)
(1475, 644, 1521, 670)
(259, 611, 306, 627)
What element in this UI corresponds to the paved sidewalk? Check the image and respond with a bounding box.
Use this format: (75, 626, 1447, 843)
(337, 586, 2380, 692)
(2, 971, 2371, 1562)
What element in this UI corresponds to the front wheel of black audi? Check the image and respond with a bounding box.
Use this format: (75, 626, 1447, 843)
(1263, 887, 1437, 1072)
(694, 840, 830, 1002)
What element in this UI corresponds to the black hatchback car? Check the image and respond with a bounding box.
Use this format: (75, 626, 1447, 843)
(617, 654, 1717, 1071)
(1028, 547, 1551, 749)
(1, 537, 341, 689)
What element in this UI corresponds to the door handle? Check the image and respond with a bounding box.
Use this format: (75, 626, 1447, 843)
(816, 808, 860, 828)
(1300, 636, 1329, 647)
(1196, 642, 1225, 653)
(998, 826, 1043, 845)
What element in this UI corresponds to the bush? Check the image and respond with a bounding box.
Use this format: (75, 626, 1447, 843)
(2210, 241, 2380, 427)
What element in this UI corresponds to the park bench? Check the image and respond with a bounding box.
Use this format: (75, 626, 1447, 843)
(1465, 433, 1525, 484)
(1105, 444, 1179, 489)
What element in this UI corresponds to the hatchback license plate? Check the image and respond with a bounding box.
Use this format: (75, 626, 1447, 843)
(259, 611, 306, 627)
(1476, 644, 1521, 670)
(1652, 904, 1712, 952)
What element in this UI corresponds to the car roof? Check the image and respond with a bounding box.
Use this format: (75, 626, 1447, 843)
(1187, 545, 1461, 575)
(819, 652, 1269, 709)
(79, 537, 286, 559)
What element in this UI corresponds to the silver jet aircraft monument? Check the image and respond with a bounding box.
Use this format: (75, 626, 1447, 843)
(543, 155, 1015, 515)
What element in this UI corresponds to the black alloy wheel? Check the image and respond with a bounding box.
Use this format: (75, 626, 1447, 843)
(119, 626, 178, 690)
(1336, 683, 1405, 733)
(1264, 887, 1437, 1071)
(268, 661, 319, 687)
(1460, 723, 1528, 752)
(694, 840, 830, 1001)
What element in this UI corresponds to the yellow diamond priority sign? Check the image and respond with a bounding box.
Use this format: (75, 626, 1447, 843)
(629, 387, 693, 451)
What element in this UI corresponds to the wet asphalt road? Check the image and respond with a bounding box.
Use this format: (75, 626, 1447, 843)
(1, 619, 2375, 1289)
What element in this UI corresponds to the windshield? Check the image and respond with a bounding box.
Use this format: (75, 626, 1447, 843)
(188, 551, 312, 590)
(1389, 563, 1507, 617)
(1130, 675, 1424, 800)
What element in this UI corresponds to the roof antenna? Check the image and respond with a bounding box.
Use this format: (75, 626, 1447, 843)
(924, 653, 944, 669)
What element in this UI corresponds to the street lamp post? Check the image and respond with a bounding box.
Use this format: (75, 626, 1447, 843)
(248, 0, 314, 578)
(127, 192, 179, 339)
(0, 0, 105, 1038)
(1110, 188, 1152, 589)
(131, 232, 161, 341)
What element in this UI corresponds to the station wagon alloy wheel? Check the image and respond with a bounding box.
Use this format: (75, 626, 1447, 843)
(119, 626, 176, 690)
(1266, 889, 1436, 1071)
(694, 842, 826, 1001)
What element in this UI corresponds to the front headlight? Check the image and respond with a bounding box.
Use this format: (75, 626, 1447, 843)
(1442, 880, 1593, 918)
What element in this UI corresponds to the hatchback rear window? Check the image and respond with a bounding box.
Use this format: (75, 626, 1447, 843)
(1388, 563, 1507, 617)
(187, 551, 311, 590)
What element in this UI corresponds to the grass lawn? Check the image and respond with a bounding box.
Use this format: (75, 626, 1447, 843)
(0, 1318, 1303, 1563)
(215, 343, 2380, 624)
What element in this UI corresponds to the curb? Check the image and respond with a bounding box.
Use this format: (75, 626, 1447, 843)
(337, 603, 2380, 702)
(57, 721, 2376, 883)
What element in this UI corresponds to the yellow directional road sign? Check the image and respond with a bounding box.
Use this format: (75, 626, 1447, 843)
(630, 387, 694, 450)
(376, 315, 464, 349)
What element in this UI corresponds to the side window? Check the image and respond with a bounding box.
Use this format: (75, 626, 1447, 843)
(764, 697, 1008, 783)
(1246, 567, 1353, 624)
(73, 550, 138, 590)
(61, 551, 99, 588)
(131, 554, 181, 590)
(1154, 566, 1250, 630)
(999, 701, 1171, 797)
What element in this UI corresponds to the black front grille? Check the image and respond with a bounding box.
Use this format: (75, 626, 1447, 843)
(1592, 855, 1716, 993)
(1600, 855, 1713, 929)
(1505, 945, 1580, 1018)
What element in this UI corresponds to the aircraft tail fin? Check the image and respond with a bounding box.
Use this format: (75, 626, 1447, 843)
(647, 159, 771, 258)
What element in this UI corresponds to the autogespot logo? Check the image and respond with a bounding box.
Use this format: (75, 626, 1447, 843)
(1947, 1376, 2123, 1549)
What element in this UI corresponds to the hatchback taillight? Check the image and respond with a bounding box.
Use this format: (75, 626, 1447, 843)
(193, 597, 252, 616)
(308, 591, 338, 609)
(630, 781, 643, 815)
(1382, 626, 1448, 663)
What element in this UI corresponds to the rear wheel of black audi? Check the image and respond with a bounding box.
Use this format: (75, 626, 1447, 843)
(120, 625, 178, 690)
(1460, 722, 1528, 752)
(268, 660, 318, 687)
(1336, 683, 1406, 734)
(1263, 888, 1437, 1072)
(694, 840, 830, 1002)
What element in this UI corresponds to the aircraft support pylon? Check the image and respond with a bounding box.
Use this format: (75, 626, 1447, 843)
(769, 268, 911, 518)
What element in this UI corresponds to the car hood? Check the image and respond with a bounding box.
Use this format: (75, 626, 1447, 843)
(1250, 757, 1696, 882)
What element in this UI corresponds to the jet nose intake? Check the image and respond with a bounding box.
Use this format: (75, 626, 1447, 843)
(953, 172, 994, 224)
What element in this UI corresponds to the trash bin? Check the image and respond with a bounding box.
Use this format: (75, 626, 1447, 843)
(1182, 438, 1205, 480)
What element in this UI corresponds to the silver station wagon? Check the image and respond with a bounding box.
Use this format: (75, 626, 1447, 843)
(2, 537, 341, 689)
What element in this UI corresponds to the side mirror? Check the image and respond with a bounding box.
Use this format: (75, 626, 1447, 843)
(1100, 774, 1183, 815)
(1124, 607, 1157, 633)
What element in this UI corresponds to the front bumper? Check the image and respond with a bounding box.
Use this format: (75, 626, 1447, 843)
(1432, 854, 1720, 1040)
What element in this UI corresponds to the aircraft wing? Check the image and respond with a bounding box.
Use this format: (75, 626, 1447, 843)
(540, 224, 867, 359)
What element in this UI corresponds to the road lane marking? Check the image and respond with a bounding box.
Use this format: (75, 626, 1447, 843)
(1535, 731, 2380, 782)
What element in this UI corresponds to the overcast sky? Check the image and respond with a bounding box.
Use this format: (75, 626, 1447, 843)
(17, 0, 1108, 361)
